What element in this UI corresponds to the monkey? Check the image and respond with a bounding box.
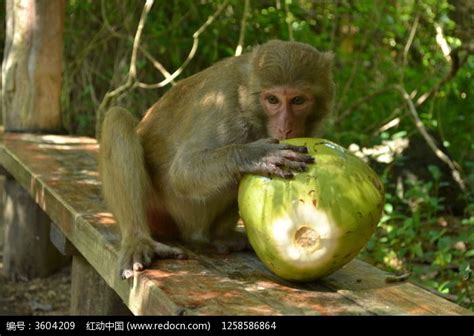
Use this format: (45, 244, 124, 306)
(99, 40, 335, 279)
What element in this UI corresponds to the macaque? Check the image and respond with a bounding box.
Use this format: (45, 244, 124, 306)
(99, 40, 335, 279)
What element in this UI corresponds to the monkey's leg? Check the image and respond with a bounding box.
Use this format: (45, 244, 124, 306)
(117, 237, 186, 279)
(213, 230, 250, 254)
(99, 107, 186, 279)
(211, 203, 250, 254)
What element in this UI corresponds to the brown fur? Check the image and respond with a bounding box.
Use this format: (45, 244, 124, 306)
(99, 40, 335, 278)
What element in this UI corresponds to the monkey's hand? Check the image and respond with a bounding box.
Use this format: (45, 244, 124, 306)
(239, 138, 314, 178)
(118, 237, 187, 279)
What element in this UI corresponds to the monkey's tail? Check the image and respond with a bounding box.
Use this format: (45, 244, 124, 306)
(99, 107, 152, 237)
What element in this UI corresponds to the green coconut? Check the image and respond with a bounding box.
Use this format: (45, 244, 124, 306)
(238, 138, 384, 281)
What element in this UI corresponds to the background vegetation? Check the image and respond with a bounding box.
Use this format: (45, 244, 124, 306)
(5, 0, 474, 309)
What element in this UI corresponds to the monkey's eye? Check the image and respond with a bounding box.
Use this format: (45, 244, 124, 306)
(266, 95, 279, 104)
(291, 96, 306, 105)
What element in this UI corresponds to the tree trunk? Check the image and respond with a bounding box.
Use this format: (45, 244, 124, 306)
(1, 0, 67, 280)
(2, 0, 65, 132)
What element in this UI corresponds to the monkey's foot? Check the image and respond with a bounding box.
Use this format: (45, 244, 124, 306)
(118, 238, 187, 279)
(213, 231, 251, 254)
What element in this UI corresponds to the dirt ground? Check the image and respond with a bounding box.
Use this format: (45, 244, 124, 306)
(0, 255, 71, 316)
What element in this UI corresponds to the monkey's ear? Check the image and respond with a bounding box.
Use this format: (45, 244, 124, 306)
(321, 51, 335, 69)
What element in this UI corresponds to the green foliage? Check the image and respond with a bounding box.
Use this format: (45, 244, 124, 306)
(361, 167, 474, 309)
(60, 0, 473, 309)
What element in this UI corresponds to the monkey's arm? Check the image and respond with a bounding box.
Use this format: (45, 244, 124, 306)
(169, 138, 314, 199)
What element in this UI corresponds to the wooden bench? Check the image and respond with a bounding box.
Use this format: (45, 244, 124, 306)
(0, 131, 471, 315)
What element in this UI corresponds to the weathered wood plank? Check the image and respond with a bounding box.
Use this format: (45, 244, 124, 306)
(185, 250, 369, 315)
(0, 132, 470, 315)
(322, 259, 471, 315)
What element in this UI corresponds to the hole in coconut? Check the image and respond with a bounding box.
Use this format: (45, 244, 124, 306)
(294, 226, 320, 252)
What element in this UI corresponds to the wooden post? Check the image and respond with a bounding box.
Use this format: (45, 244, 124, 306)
(2, 176, 69, 280)
(0, 175, 5, 251)
(1, 0, 66, 279)
(70, 254, 131, 316)
(2, 0, 65, 131)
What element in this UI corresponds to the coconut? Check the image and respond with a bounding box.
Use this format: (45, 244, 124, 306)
(238, 138, 384, 281)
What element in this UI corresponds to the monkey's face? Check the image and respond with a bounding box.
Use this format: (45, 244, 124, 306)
(259, 86, 315, 140)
